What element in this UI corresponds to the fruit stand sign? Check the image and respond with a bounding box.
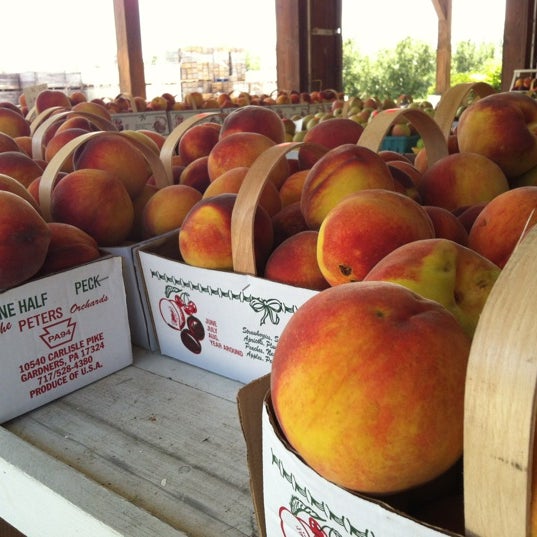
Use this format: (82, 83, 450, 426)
(0, 255, 132, 423)
(137, 234, 317, 384)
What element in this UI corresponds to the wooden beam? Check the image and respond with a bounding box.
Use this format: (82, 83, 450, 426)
(275, 0, 302, 92)
(501, 0, 534, 91)
(113, 0, 146, 99)
(432, 0, 452, 94)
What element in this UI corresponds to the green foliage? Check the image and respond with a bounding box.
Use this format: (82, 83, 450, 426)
(343, 37, 503, 99)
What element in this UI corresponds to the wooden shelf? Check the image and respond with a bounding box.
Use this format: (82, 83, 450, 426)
(0, 347, 257, 537)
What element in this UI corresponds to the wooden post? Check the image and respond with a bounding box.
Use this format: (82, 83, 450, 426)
(432, 0, 452, 95)
(113, 0, 146, 99)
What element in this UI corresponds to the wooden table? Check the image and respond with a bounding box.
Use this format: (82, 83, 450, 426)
(0, 346, 258, 537)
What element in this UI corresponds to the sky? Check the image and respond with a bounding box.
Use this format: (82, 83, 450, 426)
(0, 1, 506, 80)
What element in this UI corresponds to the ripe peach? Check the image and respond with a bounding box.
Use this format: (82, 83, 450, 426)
(0, 131, 21, 153)
(387, 163, 421, 203)
(44, 128, 89, 171)
(264, 230, 329, 291)
(272, 201, 309, 247)
(0, 150, 43, 188)
(468, 185, 537, 268)
(423, 205, 469, 246)
(179, 155, 211, 194)
(179, 193, 273, 272)
(14, 135, 32, 156)
(455, 203, 487, 233)
(73, 133, 152, 199)
(418, 152, 509, 211)
(457, 92, 537, 179)
(0, 107, 31, 138)
(50, 168, 135, 246)
(279, 169, 309, 207)
(203, 166, 282, 217)
(128, 183, 158, 242)
(207, 131, 289, 188)
(364, 238, 501, 339)
(35, 89, 72, 114)
(0, 172, 41, 212)
(71, 101, 112, 121)
(317, 189, 435, 285)
(299, 117, 364, 168)
(178, 122, 221, 165)
(0, 191, 51, 289)
(301, 144, 396, 230)
(271, 280, 471, 494)
(219, 105, 286, 144)
(39, 222, 101, 276)
(142, 184, 202, 238)
(137, 129, 167, 151)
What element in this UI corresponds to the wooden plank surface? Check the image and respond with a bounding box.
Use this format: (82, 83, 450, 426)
(0, 347, 258, 537)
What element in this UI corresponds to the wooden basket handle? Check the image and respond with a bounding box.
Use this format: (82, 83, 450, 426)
(434, 82, 496, 140)
(38, 130, 170, 221)
(464, 224, 537, 536)
(31, 110, 118, 160)
(357, 107, 449, 167)
(29, 106, 68, 135)
(231, 141, 325, 275)
(159, 111, 223, 185)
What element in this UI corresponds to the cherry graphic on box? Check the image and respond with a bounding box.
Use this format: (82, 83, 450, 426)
(159, 293, 205, 354)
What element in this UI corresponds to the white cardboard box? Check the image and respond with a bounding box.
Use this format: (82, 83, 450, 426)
(238, 375, 465, 537)
(137, 233, 317, 384)
(111, 111, 170, 135)
(0, 255, 133, 423)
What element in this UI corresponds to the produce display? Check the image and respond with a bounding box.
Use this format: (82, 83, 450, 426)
(2, 83, 537, 530)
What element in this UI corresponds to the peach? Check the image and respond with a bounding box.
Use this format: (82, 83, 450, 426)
(73, 132, 152, 199)
(178, 122, 221, 165)
(264, 230, 329, 291)
(69, 91, 87, 105)
(0, 172, 41, 212)
(418, 152, 509, 211)
(219, 104, 286, 144)
(207, 131, 290, 188)
(454, 202, 487, 233)
(137, 129, 167, 151)
(317, 188, 435, 285)
(44, 128, 89, 171)
(71, 101, 112, 121)
(0, 107, 31, 138)
(364, 238, 501, 339)
(128, 183, 158, 242)
(55, 115, 95, 134)
(0, 191, 51, 289)
(179, 155, 211, 194)
(0, 131, 21, 153)
(178, 193, 273, 272)
(142, 184, 202, 238)
(378, 150, 413, 164)
(423, 205, 469, 246)
(271, 280, 471, 494)
(468, 185, 537, 268)
(0, 150, 43, 188)
(272, 201, 309, 246)
(299, 117, 364, 168)
(50, 168, 135, 246)
(279, 169, 309, 207)
(301, 144, 396, 230)
(35, 89, 72, 114)
(387, 163, 421, 203)
(203, 166, 282, 217)
(457, 92, 537, 179)
(38, 222, 101, 276)
(386, 159, 424, 188)
(14, 135, 32, 156)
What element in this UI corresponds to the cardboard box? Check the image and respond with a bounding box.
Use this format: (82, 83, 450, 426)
(137, 233, 317, 384)
(111, 111, 170, 135)
(238, 375, 465, 537)
(0, 255, 133, 424)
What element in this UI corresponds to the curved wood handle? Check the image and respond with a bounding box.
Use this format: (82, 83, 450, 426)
(464, 224, 537, 536)
(357, 107, 449, 167)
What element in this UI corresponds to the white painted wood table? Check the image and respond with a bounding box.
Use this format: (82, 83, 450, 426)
(0, 346, 258, 537)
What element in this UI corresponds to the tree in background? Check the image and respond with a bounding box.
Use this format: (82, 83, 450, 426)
(343, 37, 502, 99)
